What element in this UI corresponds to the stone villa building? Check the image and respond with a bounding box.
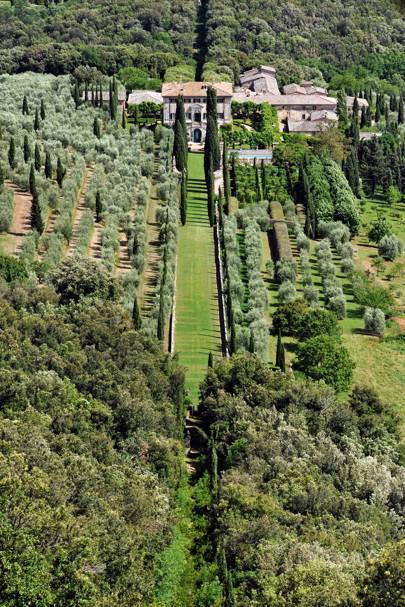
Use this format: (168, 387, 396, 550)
(126, 65, 367, 140)
(161, 81, 233, 143)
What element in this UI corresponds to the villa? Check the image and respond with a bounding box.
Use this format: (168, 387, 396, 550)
(161, 81, 233, 143)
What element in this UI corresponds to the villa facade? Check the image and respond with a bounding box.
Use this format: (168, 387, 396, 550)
(161, 82, 233, 143)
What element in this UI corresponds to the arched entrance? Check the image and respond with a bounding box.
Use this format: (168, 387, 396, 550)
(193, 128, 202, 143)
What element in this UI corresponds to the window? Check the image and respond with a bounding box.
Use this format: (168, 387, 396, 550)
(203, 113, 207, 120)
(302, 114, 306, 119)
(312, 105, 317, 110)
(217, 113, 224, 120)
(187, 112, 192, 120)
(170, 113, 175, 120)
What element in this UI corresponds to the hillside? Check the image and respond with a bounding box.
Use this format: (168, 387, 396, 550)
(1, 0, 405, 91)
(203, 0, 405, 89)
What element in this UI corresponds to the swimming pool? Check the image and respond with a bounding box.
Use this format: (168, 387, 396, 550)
(233, 149, 273, 162)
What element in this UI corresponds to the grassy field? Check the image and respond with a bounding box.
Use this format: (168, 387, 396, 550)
(175, 153, 222, 404)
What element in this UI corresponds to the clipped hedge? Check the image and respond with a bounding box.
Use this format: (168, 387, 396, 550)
(270, 201, 293, 261)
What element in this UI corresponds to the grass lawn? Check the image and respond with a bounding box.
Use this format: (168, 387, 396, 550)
(175, 152, 222, 404)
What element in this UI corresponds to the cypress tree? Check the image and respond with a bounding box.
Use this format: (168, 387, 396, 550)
(84, 81, 88, 103)
(31, 190, 44, 234)
(109, 80, 117, 120)
(337, 89, 349, 131)
(276, 330, 286, 372)
(93, 117, 101, 138)
(222, 139, 231, 213)
(23, 134, 30, 163)
(95, 190, 102, 222)
(94, 86, 98, 107)
(113, 74, 118, 97)
(45, 150, 52, 179)
(22, 95, 29, 115)
(40, 98, 46, 120)
(345, 150, 360, 197)
(180, 171, 187, 225)
(132, 233, 139, 256)
(173, 96, 188, 173)
(91, 85, 95, 106)
(34, 143, 41, 171)
(8, 137, 16, 169)
(56, 156, 65, 188)
(73, 79, 80, 109)
(0, 164, 3, 188)
(132, 294, 142, 330)
(398, 96, 404, 124)
(204, 114, 218, 184)
(229, 308, 236, 355)
(157, 299, 164, 341)
(255, 165, 261, 202)
(360, 105, 367, 128)
(206, 87, 220, 170)
(384, 103, 389, 125)
(206, 154, 215, 227)
(34, 107, 40, 131)
(208, 352, 213, 368)
(121, 107, 127, 129)
(99, 82, 103, 108)
(375, 102, 381, 123)
(29, 163, 36, 195)
(210, 441, 219, 499)
(303, 170, 316, 239)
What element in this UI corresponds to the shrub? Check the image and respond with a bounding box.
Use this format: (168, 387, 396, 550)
(272, 299, 309, 335)
(303, 284, 319, 307)
(378, 234, 403, 261)
(298, 308, 340, 340)
(278, 280, 297, 304)
(276, 259, 297, 284)
(0, 186, 14, 231)
(50, 256, 119, 303)
(352, 272, 394, 316)
(295, 335, 354, 391)
(327, 294, 346, 319)
(0, 253, 28, 281)
(341, 257, 354, 274)
(368, 217, 392, 243)
(364, 307, 385, 336)
(296, 232, 310, 252)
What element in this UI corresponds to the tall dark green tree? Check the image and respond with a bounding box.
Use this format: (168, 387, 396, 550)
(45, 150, 52, 179)
(34, 143, 41, 171)
(84, 82, 88, 103)
(95, 190, 102, 222)
(109, 80, 117, 120)
(206, 154, 215, 227)
(345, 148, 360, 197)
(222, 139, 231, 213)
(157, 298, 165, 341)
(73, 79, 80, 109)
(208, 352, 213, 368)
(276, 330, 286, 372)
(34, 107, 40, 131)
(0, 164, 4, 188)
(40, 99, 46, 120)
(180, 171, 187, 225)
(93, 117, 101, 139)
(29, 163, 36, 195)
(360, 105, 367, 129)
(8, 137, 16, 169)
(337, 89, 349, 131)
(56, 156, 65, 188)
(121, 108, 127, 129)
(23, 134, 30, 163)
(132, 294, 142, 330)
(22, 95, 29, 115)
(206, 87, 220, 170)
(173, 96, 188, 174)
(31, 189, 44, 234)
(398, 96, 404, 125)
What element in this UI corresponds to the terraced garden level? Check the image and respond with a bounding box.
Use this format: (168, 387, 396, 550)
(175, 152, 222, 403)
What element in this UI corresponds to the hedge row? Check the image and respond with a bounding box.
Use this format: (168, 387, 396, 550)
(270, 201, 293, 261)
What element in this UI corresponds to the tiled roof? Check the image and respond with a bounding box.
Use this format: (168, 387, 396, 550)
(287, 120, 323, 133)
(128, 90, 163, 104)
(162, 82, 233, 98)
(233, 92, 336, 106)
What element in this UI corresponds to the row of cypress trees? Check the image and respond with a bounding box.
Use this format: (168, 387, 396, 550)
(173, 96, 188, 225)
(204, 86, 220, 226)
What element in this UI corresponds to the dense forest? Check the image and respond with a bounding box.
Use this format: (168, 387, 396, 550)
(0, 0, 197, 77)
(198, 355, 404, 606)
(0, 257, 187, 605)
(203, 0, 405, 90)
(1, 0, 405, 92)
